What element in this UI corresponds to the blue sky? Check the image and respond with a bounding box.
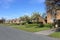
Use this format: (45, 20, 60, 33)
(0, 0, 46, 19)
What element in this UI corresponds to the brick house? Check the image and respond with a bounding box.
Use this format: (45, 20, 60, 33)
(9, 18, 21, 24)
(39, 17, 46, 24)
(32, 16, 46, 24)
(46, 0, 60, 24)
(47, 9, 60, 23)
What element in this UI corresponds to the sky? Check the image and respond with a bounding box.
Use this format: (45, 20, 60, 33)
(0, 0, 46, 19)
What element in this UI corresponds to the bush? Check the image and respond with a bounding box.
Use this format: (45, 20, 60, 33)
(25, 23, 44, 28)
(38, 24, 44, 28)
(28, 22, 33, 24)
(20, 21, 27, 25)
(25, 24, 39, 28)
(10, 23, 19, 25)
(44, 24, 53, 28)
(24, 23, 53, 28)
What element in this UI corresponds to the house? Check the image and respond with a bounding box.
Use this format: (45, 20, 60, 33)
(14, 18, 21, 24)
(8, 18, 21, 24)
(39, 17, 46, 24)
(47, 9, 60, 23)
(46, 0, 60, 24)
(32, 16, 46, 24)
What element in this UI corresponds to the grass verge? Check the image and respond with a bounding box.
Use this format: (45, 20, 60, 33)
(0, 24, 50, 32)
(49, 32, 60, 38)
(13, 25, 50, 32)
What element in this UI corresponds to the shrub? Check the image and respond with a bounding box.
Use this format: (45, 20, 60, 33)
(25, 24, 39, 28)
(25, 23, 53, 28)
(20, 21, 27, 25)
(38, 24, 44, 28)
(10, 23, 18, 25)
(37, 22, 44, 28)
(28, 21, 33, 24)
(44, 24, 53, 28)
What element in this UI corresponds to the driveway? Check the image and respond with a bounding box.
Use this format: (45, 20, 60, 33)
(0, 26, 59, 40)
(34, 29, 55, 35)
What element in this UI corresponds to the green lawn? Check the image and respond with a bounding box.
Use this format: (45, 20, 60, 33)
(49, 32, 60, 38)
(13, 25, 50, 32)
(0, 24, 50, 32)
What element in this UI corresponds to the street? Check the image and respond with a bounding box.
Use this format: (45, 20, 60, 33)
(0, 26, 59, 40)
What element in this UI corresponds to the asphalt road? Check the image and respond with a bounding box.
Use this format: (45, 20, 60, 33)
(0, 26, 59, 40)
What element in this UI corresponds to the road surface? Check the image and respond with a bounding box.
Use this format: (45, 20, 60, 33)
(0, 26, 59, 40)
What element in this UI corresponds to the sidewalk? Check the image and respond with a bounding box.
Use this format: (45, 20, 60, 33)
(34, 29, 55, 35)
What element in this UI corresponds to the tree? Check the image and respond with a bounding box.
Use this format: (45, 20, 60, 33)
(46, 0, 60, 20)
(42, 13, 47, 19)
(45, 0, 60, 24)
(0, 18, 5, 23)
(23, 15, 31, 24)
(45, 0, 60, 31)
(20, 15, 30, 24)
(31, 12, 40, 24)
